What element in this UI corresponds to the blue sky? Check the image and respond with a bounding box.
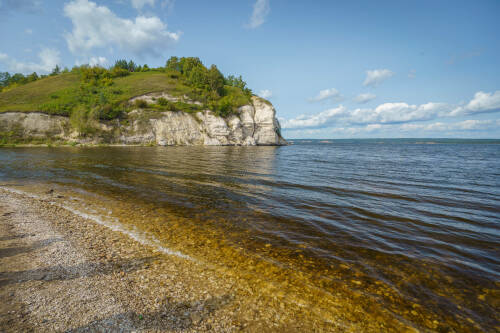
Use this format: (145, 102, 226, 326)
(1, 0, 499, 139)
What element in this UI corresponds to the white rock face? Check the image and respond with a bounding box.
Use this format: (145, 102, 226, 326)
(0, 96, 287, 146)
(251, 96, 284, 145)
(0, 112, 71, 140)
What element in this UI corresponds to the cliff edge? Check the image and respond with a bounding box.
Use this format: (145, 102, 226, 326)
(0, 95, 287, 146)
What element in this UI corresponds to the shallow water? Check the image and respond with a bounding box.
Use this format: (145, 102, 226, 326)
(1, 139, 499, 331)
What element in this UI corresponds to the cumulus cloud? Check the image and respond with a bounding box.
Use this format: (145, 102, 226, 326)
(363, 69, 394, 87)
(259, 89, 273, 99)
(247, 0, 270, 29)
(400, 120, 500, 132)
(131, 0, 155, 10)
(353, 93, 376, 104)
(309, 88, 342, 102)
(281, 91, 500, 130)
(64, 0, 179, 56)
(89, 56, 108, 66)
(281, 106, 348, 129)
(451, 91, 500, 116)
(0, 48, 61, 74)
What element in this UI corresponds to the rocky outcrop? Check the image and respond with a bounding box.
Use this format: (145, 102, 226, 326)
(0, 96, 287, 146)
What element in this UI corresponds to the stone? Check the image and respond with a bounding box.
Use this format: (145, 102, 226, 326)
(0, 95, 287, 146)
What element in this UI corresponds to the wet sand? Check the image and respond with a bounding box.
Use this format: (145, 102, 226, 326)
(0, 188, 312, 332)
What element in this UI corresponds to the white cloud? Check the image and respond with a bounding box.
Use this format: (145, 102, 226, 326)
(408, 69, 416, 79)
(259, 89, 273, 99)
(281, 91, 500, 130)
(64, 0, 179, 56)
(309, 88, 342, 102)
(0, 48, 61, 74)
(247, 0, 270, 29)
(451, 91, 500, 116)
(284, 118, 500, 139)
(131, 0, 155, 10)
(25, 28, 33, 35)
(363, 69, 394, 87)
(400, 120, 500, 132)
(89, 56, 108, 66)
(353, 93, 376, 104)
(281, 106, 348, 129)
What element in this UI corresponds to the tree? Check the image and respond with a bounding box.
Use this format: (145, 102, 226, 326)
(207, 65, 224, 96)
(113, 59, 136, 72)
(166, 56, 180, 71)
(178, 57, 203, 75)
(128, 60, 137, 72)
(51, 65, 61, 76)
(10, 73, 26, 84)
(114, 59, 129, 70)
(0, 72, 11, 87)
(27, 72, 39, 82)
(187, 65, 208, 90)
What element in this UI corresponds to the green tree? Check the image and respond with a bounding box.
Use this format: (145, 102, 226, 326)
(27, 72, 39, 82)
(178, 57, 203, 75)
(0, 72, 11, 87)
(128, 60, 137, 72)
(207, 65, 224, 96)
(114, 59, 129, 70)
(187, 65, 208, 90)
(51, 65, 61, 76)
(10, 73, 26, 84)
(166, 56, 180, 71)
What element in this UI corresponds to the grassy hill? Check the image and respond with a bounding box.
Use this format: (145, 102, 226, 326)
(0, 58, 254, 120)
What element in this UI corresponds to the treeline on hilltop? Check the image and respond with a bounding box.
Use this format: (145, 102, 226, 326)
(0, 57, 255, 125)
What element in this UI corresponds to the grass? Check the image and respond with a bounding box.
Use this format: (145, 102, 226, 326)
(0, 71, 183, 113)
(0, 69, 258, 119)
(0, 73, 80, 112)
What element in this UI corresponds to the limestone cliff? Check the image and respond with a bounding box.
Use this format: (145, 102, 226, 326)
(0, 96, 287, 146)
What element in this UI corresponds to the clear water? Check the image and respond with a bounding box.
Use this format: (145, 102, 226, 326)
(1, 139, 499, 331)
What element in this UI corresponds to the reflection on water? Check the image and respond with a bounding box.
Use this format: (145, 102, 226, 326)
(1, 141, 499, 331)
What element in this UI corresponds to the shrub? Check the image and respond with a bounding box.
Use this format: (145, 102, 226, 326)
(111, 67, 130, 78)
(157, 97, 169, 106)
(134, 99, 148, 108)
(99, 103, 122, 120)
(70, 106, 96, 135)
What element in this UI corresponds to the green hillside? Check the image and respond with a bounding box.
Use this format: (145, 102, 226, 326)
(0, 57, 254, 120)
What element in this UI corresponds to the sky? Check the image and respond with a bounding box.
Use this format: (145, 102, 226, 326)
(1, 0, 499, 139)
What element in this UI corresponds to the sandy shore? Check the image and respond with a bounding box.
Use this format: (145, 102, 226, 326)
(0, 188, 298, 332)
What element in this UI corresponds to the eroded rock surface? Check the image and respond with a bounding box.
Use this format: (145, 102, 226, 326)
(0, 96, 286, 146)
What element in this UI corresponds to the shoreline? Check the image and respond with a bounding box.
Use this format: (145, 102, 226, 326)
(0, 188, 288, 332)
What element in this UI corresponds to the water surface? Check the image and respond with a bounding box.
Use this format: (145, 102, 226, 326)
(1, 139, 499, 331)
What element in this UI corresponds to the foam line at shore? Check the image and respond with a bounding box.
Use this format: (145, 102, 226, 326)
(1, 186, 193, 261)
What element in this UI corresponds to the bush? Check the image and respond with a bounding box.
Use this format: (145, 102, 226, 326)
(157, 97, 169, 106)
(111, 67, 130, 78)
(70, 106, 96, 135)
(99, 103, 122, 120)
(134, 99, 148, 108)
